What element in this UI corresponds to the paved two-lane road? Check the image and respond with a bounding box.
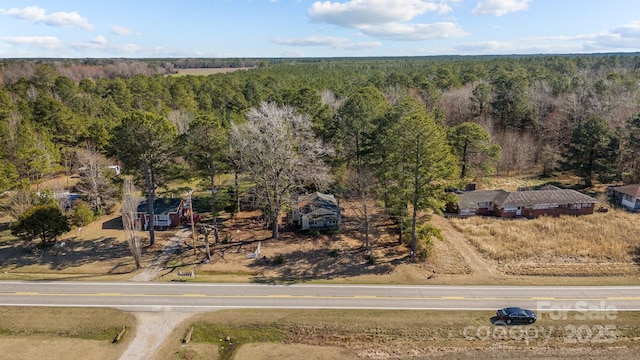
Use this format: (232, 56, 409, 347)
(1, 281, 639, 312)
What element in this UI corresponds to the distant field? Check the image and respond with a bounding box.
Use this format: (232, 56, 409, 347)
(174, 67, 253, 76)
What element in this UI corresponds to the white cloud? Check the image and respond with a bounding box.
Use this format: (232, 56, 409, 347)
(309, 0, 448, 27)
(472, 0, 530, 16)
(360, 22, 466, 40)
(0, 6, 94, 30)
(307, 0, 464, 41)
(455, 21, 640, 55)
(455, 40, 513, 52)
(90, 36, 108, 45)
(524, 22, 640, 53)
(336, 41, 382, 50)
(111, 25, 133, 36)
(2, 36, 62, 49)
(273, 35, 349, 46)
(272, 35, 382, 50)
(611, 22, 640, 38)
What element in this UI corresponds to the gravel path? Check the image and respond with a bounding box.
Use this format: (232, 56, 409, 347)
(119, 312, 194, 360)
(123, 229, 198, 359)
(130, 229, 191, 282)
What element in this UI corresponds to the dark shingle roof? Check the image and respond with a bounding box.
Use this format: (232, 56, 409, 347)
(296, 192, 339, 213)
(495, 189, 597, 207)
(456, 190, 507, 210)
(137, 198, 182, 215)
(455, 189, 597, 209)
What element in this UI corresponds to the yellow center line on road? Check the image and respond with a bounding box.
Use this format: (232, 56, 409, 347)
(6, 293, 640, 301)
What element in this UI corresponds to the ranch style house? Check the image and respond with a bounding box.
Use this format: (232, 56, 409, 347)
(446, 185, 598, 219)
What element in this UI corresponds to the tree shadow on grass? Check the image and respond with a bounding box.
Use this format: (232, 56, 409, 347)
(248, 246, 405, 284)
(102, 216, 123, 230)
(0, 236, 138, 273)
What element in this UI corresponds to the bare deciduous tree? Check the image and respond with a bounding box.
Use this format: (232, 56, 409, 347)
(320, 89, 343, 112)
(5, 189, 38, 220)
(167, 110, 194, 135)
(122, 178, 142, 269)
(75, 144, 116, 214)
(230, 102, 333, 238)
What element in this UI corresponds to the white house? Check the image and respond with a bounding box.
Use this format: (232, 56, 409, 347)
(611, 184, 640, 212)
(291, 192, 341, 231)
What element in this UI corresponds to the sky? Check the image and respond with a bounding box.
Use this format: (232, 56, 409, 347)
(0, 0, 639, 58)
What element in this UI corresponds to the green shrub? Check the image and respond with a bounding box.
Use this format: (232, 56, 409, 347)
(366, 254, 376, 265)
(273, 254, 286, 265)
(70, 201, 95, 227)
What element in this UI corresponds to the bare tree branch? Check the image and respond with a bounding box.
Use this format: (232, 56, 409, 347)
(230, 102, 334, 238)
(122, 178, 142, 269)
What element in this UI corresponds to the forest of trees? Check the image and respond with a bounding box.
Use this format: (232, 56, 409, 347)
(2, 54, 640, 256)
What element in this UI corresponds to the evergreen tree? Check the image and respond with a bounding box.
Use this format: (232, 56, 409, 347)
(111, 111, 177, 246)
(561, 117, 620, 187)
(447, 122, 501, 180)
(10, 204, 70, 245)
(384, 96, 458, 260)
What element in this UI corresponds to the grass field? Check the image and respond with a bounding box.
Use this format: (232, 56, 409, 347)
(158, 309, 640, 359)
(0, 307, 135, 360)
(449, 208, 640, 276)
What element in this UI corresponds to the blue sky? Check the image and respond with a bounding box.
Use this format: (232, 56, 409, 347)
(1, 0, 639, 58)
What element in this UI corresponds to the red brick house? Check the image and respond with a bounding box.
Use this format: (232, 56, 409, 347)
(135, 198, 185, 230)
(447, 186, 598, 219)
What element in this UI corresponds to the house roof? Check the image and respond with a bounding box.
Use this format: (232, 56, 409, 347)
(298, 192, 337, 204)
(295, 192, 340, 215)
(136, 198, 183, 215)
(455, 189, 597, 209)
(306, 207, 340, 220)
(612, 184, 640, 197)
(456, 190, 507, 210)
(495, 189, 598, 208)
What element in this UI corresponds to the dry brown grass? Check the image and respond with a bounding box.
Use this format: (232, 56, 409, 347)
(0, 307, 135, 360)
(449, 209, 640, 276)
(157, 309, 640, 360)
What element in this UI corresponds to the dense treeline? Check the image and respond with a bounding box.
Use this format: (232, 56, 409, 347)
(2, 55, 640, 184)
(2, 54, 640, 253)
